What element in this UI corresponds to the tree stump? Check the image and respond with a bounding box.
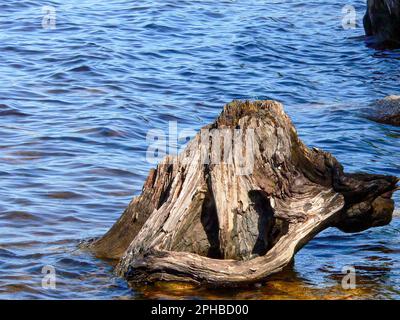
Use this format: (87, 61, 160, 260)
(88, 100, 398, 286)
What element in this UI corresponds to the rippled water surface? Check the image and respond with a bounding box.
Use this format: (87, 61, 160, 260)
(0, 0, 399, 299)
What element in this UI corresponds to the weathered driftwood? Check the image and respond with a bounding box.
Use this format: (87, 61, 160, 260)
(367, 95, 400, 126)
(89, 100, 398, 286)
(364, 0, 400, 46)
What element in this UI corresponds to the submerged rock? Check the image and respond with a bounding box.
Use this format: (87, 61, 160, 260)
(87, 100, 398, 287)
(367, 95, 400, 126)
(364, 0, 400, 46)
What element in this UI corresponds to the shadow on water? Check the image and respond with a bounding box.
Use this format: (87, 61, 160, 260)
(365, 35, 400, 51)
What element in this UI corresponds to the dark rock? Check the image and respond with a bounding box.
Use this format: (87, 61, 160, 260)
(364, 0, 400, 47)
(367, 95, 400, 126)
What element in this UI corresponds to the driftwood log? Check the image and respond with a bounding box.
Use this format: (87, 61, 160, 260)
(364, 0, 400, 46)
(88, 100, 398, 286)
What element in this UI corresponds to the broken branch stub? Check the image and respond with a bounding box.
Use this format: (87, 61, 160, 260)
(89, 100, 398, 286)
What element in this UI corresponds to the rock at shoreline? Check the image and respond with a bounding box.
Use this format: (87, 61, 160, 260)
(367, 95, 400, 126)
(364, 0, 400, 46)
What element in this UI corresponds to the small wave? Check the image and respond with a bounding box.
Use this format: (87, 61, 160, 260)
(69, 65, 92, 72)
(46, 89, 70, 94)
(143, 23, 180, 33)
(77, 126, 126, 138)
(0, 284, 39, 295)
(57, 257, 93, 268)
(1, 211, 41, 222)
(59, 215, 87, 223)
(86, 167, 138, 177)
(45, 191, 84, 200)
(0, 104, 28, 117)
(0, 248, 17, 258)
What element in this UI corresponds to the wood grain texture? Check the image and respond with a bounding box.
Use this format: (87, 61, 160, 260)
(87, 100, 398, 286)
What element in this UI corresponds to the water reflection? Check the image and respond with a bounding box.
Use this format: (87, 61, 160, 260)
(130, 265, 383, 300)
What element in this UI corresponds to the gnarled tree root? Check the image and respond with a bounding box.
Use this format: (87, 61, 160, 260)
(87, 100, 398, 287)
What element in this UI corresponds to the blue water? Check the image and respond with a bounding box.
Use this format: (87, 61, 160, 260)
(0, 0, 399, 299)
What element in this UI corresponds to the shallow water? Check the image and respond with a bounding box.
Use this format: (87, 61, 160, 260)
(0, 0, 399, 299)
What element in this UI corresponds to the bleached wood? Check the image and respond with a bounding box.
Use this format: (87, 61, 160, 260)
(88, 100, 398, 286)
